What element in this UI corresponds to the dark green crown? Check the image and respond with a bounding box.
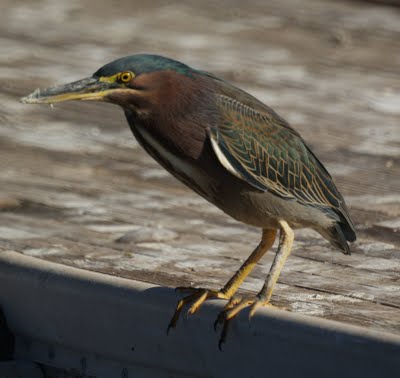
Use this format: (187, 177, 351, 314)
(93, 54, 194, 77)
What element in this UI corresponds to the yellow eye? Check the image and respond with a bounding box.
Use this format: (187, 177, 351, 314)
(119, 71, 134, 83)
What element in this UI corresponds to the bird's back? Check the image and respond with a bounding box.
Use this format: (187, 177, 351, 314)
(199, 73, 356, 253)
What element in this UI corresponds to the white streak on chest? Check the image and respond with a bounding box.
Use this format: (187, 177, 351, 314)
(135, 125, 213, 198)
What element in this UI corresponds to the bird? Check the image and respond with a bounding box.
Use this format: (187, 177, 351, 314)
(22, 54, 356, 346)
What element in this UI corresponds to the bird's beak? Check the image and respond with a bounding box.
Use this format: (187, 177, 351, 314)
(21, 76, 123, 105)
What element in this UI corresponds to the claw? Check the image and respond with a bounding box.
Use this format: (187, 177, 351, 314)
(214, 295, 285, 346)
(215, 307, 234, 349)
(214, 309, 225, 331)
(167, 287, 229, 333)
(167, 297, 186, 334)
(214, 295, 242, 330)
(168, 286, 284, 346)
(249, 298, 262, 319)
(214, 314, 221, 331)
(218, 319, 231, 350)
(216, 297, 249, 349)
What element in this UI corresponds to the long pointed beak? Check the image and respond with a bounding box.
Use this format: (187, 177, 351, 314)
(21, 77, 117, 104)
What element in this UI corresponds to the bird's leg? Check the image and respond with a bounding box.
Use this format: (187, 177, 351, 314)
(167, 229, 276, 332)
(215, 220, 294, 346)
(219, 228, 277, 298)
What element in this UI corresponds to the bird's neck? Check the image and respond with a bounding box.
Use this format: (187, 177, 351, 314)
(126, 74, 217, 161)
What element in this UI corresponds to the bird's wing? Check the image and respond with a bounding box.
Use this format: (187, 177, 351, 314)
(209, 94, 346, 214)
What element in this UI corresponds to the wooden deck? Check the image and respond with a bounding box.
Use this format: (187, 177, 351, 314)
(0, 0, 399, 337)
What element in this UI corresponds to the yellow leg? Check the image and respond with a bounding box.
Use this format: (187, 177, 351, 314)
(167, 229, 276, 332)
(216, 220, 294, 347)
(250, 220, 294, 317)
(220, 228, 277, 298)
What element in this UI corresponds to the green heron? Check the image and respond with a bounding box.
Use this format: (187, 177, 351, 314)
(22, 54, 356, 345)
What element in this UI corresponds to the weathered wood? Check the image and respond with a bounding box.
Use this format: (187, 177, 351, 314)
(0, 0, 399, 336)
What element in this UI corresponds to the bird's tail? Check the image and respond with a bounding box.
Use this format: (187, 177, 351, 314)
(320, 221, 356, 255)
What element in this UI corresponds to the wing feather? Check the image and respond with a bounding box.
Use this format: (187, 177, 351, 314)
(209, 94, 354, 232)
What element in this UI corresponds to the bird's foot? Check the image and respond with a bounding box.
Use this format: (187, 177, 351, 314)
(167, 287, 229, 333)
(214, 295, 286, 349)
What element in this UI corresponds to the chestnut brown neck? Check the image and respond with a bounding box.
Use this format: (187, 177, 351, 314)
(123, 70, 218, 161)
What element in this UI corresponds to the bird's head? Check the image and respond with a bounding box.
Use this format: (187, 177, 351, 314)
(21, 54, 202, 116)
